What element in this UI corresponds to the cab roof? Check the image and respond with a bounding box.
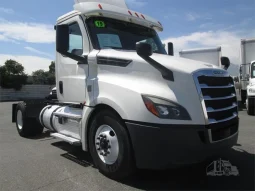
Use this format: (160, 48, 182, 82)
(57, 0, 163, 31)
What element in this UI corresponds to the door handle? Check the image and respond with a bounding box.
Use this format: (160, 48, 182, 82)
(59, 81, 63, 94)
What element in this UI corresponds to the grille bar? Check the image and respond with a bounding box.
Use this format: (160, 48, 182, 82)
(204, 94, 236, 101)
(193, 69, 238, 125)
(207, 104, 237, 112)
(200, 84, 234, 89)
(209, 113, 238, 124)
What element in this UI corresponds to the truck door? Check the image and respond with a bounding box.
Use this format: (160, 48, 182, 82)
(56, 15, 90, 103)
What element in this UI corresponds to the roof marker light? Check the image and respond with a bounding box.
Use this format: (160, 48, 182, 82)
(98, 4, 103, 9)
(135, 12, 139, 18)
(128, 10, 132, 16)
(141, 14, 145, 19)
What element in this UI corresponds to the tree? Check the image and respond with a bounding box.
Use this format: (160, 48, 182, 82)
(32, 68, 55, 85)
(0, 60, 27, 90)
(32, 70, 48, 84)
(4, 59, 25, 75)
(49, 61, 55, 74)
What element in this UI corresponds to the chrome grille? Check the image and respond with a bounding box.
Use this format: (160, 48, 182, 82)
(52, 90, 57, 95)
(193, 69, 238, 124)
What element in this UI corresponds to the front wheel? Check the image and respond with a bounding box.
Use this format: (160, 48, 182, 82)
(89, 110, 135, 179)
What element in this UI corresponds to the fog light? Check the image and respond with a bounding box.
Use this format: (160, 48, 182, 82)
(171, 108, 181, 117)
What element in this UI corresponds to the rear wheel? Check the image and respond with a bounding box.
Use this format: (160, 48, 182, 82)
(15, 102, 44, 137)
(89, 110, 135, 179)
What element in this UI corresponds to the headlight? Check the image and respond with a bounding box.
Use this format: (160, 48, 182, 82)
(142, 95, 191, 120)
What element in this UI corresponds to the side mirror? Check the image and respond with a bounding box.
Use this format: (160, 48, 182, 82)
(136, 42, 153, 57)
(56, 24, 87, 64)
(221, 56, 230, 70)
(168, 42, 174, 56)
(56, 25, 69, 54)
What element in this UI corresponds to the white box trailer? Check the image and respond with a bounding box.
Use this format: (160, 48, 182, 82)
(239, 38, 255, 106)
(179, 47, 230, 70)
(11, 0, 239, 179)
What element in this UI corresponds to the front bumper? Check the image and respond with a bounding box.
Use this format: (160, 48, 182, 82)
(125, 117, 239, 170)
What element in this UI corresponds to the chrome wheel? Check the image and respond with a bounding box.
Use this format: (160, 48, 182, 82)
(95, 125, 119, 165)
(17, 110, 23, 130)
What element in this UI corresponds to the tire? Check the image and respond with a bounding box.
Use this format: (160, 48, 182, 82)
(247, 98, 255, 116)
(241, 90, 247, 105)
(15, 102, 44, 137)
(89, 110, 135, 179)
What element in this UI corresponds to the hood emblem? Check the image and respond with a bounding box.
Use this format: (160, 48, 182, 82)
(213, 70, 226, 75)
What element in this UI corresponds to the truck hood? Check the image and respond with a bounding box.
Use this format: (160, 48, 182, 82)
(150, 53, 220, 73)
(98, 50, 221, 74)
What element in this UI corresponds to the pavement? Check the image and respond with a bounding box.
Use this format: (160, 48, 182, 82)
(0, 102, 254, 191)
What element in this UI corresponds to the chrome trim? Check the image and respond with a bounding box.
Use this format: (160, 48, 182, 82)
(192, 68, 237, 125)
(208, 113, 238, 124)
(193, 68, 230, 77)
(200, 84, 234, 89)
(192, 72, 209, 124)
(207, 104, 237, 112)
(204, 94, 236, 100)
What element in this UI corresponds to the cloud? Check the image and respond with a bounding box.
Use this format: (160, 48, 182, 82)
(0, 7, 14, 14)
(125, 0, 147, 7)
(24, 47, 53, 58)
(0, 19, 55, 44)
(186, 13, 200, 21)
(222, 10, 234, 15)
(163, 30, 255, 75)
(0, 54, 53, 74)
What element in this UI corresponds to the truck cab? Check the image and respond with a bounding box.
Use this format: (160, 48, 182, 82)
(246, 61, 255, 115)
(239, 38, 255, 104)
(12, 0, 239, 179)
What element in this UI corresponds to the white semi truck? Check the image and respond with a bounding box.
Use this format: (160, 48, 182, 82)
(179, 47, 230, 70)
(11, 0, 239, 179)
(239, 38, 255, 105)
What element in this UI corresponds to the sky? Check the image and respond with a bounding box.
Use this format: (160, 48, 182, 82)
(0, 0, 254, 75)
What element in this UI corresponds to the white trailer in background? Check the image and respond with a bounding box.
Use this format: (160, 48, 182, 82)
(179, 47, 230, 70)
(239, 38, 255, 106)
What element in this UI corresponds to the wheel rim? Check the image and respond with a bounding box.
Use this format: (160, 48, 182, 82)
(17, 110, 23, 130)
(95, 125, 119, 165)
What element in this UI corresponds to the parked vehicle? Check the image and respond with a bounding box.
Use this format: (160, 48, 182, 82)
(179, 47, 230, 70)
(246, 61, 255, 115)
(11, 0, 239, 179)
(239, 38, 255, 104)
(45, 87, 57, 100)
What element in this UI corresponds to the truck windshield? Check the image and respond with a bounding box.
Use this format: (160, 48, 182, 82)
(251, 62, 255, 78)
(86, 17, 167, 54)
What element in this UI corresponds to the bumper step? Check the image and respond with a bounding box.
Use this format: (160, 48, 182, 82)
(51, 133, 81, 146)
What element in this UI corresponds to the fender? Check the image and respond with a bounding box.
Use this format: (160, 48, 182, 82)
(81, 96, 128, 151)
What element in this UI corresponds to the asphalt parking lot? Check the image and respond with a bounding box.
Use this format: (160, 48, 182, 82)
(0, 102, 254, 191)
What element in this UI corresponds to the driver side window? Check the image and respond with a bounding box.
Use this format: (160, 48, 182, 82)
(68, 22, 83, 56)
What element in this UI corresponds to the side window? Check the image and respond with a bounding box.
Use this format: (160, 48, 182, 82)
(68, 22, 83, 56)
